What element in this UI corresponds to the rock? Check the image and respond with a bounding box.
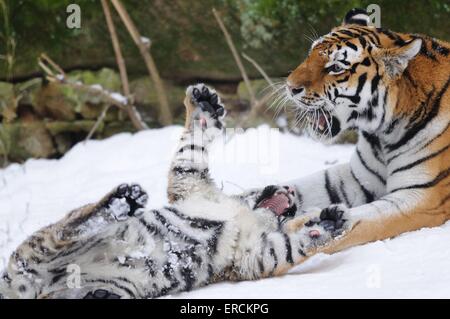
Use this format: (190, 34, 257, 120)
(102, 121, 135, 138)
(0, 119, 142, 162)
(129, 77, 184, 119)
(129, 77, 154, 105)
(45, 120, 98, 135)
(1, 122, 55, 161)
(34, 83, 77, 121)
(15, 78, 42, 106)
(53, 134, 73, 154)
(24, 69, 124, 121)
(67, 69, 123, 120)
(130, 77, 184, 106)
(69, 68, 122, 92)
(19, 123, 55, 158)
(79, 102, 103, 120)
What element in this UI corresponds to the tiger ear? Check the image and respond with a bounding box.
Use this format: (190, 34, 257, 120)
(342, 8, 370, 26)
(373, 39, 422, 78)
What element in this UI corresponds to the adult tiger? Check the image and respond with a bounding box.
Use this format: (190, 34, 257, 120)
(241, 8, 450, 255)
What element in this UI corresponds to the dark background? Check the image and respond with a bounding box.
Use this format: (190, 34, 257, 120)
(0, 0, 449, 164)
(3, 0, 449, 80)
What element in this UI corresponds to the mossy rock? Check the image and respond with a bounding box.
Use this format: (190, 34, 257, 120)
(0, 82, 14, 99)
(21, 69, 125, 121)
(68, 68, 122, 92)
(67, 69, 124, 120)
(33, 83, 77, 121)
(129, 77, 185, 119)
(45, 120, 98, 135)
(0, 119, 143, 162)
(78, 102, 104, 120)
(78, 103, 119, 122)
(1, 122, 55, 161)
(45, 119, 136, 139)
(19, 123, 54, 159)
(53, 134, 74, 155)
(130, 77, 185, 105)
(14, 78, 42, 106)
(102, 121, 136, 138)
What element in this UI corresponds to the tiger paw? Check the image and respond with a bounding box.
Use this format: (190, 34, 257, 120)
(297, 204, 354, 252)
(185, 83, 225, 131)
(103, 183, 148, 221)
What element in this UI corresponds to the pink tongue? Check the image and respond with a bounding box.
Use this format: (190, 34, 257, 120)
(257, 193, 290, 216)
(318, 114, 327, 128)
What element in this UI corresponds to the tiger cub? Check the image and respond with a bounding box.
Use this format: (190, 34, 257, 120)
(0, 84, 346, 299)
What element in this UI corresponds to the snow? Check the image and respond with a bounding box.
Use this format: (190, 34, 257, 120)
(108, 197, 130, 221)
(89, 84, 128, 105)
(90, 84, 103, 90)
(0, 125, 449, 298)
(140, 36, 151, 46)
(110, 92, 128, 105)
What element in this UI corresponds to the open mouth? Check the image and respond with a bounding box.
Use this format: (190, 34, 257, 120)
(306, 110, 331, 134)
(254, 186, 296, 217)
(304, 110, 341, 137)
(256, 192, 291, 216)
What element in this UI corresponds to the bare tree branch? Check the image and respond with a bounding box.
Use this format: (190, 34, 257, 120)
(212, 8, 256, 107)
(101, 0, 129, 96)
(101, 0, 147, 131)
(39, 54, 134, 113)
(41, 53, 65, 76)
(242, 53, 274, 86)
(84, 104, 111, 143)
(110, 0, 173, 125)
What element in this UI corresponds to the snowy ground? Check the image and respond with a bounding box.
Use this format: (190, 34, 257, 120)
(1, 125, 449, 298)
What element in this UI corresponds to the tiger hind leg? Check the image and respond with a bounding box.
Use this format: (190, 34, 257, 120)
(1, 184, 148, 299)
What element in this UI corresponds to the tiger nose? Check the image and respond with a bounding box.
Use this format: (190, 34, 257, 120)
(288, 85, 304, 96)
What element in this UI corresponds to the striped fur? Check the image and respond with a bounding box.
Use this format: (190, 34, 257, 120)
(0, 84, 337, 299)
(274, 8, 449, 254)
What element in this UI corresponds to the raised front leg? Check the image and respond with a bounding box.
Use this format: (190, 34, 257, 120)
(168, 84, 225, 203)
(238, 159, 387, 217)
(287, 189, 450, 256)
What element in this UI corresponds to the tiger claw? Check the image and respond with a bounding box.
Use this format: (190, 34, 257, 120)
(185, 84, 226, 130)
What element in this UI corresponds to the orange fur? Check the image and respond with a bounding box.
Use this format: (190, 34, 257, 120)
(287, 23, 449, 256)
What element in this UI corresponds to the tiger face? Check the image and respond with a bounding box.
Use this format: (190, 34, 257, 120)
(286, 8, 422, 141)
